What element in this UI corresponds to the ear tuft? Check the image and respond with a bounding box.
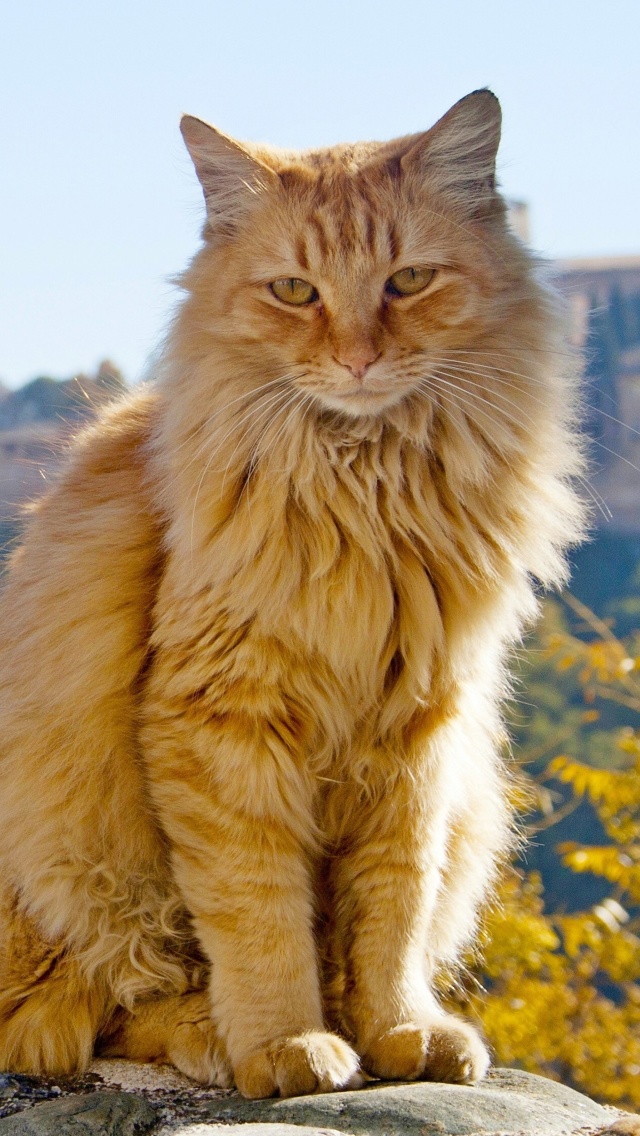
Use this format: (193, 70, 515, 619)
(180, 115, 275, 235)
(402, 89, 502, 215)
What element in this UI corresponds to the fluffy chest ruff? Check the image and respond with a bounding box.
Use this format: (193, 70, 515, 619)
(149, 410, 520, 776)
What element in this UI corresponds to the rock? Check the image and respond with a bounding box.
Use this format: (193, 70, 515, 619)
(191, 1068, 618, 1136)
(0, 1075, 60, 1117)
(0, 1064, 635, 1136)
(0, 1090, 156, 1134)
(170, 1128, 344, 1136)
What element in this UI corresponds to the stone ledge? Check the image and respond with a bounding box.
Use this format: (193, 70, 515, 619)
(0, 1063, 636, 1136)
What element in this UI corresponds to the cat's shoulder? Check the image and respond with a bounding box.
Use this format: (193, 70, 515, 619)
(15, 383, 164, 548)
(63, 383, 161, 472)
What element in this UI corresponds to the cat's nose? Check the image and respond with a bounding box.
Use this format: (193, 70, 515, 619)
(334, 347, 380, 381)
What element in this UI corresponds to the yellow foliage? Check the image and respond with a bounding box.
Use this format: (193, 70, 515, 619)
(551, 752, 640, 820)
(455, 598, 640, 1111)
(456, 872, 640, 1108)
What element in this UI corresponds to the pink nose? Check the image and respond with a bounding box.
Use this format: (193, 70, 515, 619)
(334, 347, 380, 380)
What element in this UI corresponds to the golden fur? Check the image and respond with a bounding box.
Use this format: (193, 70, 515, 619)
(0, 91, 586, 1097)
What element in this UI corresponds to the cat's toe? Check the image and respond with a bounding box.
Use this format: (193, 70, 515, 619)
(235, 1031, 361, 1099)
(362, 1017, 489, 1084)
(165, 1015, 233, 1087)
(424, 1019, 489, 1083)
(100, 991, 234, 1088)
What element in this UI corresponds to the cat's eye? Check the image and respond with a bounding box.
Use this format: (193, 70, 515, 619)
(385, 267, 435, 297)
(270, 278, 318, 306)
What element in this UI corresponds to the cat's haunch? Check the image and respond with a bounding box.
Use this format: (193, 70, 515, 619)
(0, 91, 586, 1097)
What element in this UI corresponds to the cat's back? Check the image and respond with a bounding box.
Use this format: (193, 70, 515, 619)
(0, 385, 186, 967)
(0, 384, 165, 729)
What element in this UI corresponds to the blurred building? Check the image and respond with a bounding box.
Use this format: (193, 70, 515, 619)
(556, 256, 640, 532)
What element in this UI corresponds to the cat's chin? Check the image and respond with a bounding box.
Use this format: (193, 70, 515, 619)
(310, 386, 410, 419)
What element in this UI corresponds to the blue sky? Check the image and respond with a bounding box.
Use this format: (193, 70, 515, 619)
(1, 0, 638, 388)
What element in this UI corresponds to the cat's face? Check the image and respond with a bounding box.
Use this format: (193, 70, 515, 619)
(181, 91, 510, 420)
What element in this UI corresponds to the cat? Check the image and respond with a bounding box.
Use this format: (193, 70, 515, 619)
(0, 89, 586, 1099)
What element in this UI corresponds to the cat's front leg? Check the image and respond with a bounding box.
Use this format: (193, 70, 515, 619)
(144, 715, 359, 1098)
(331, 763, 489, 1085)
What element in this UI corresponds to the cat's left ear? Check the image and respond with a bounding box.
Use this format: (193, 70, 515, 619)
(402, 89, 502, 216)
(181, 116, 277, 235)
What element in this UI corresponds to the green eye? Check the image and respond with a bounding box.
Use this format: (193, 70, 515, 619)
(385, 266, 435, 297)
(270, 278, 318, 305)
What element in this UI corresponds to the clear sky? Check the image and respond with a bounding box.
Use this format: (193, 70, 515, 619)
(1, 0, 638, 388)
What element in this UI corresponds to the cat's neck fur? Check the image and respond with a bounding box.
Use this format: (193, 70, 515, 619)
(155, 272, 581, 599)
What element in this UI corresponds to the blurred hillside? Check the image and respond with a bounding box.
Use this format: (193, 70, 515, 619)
(0, 361, 125, 556)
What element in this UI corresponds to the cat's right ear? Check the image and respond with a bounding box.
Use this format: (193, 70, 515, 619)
(400, 90, 502, 218)
(180, 116, 276, 235)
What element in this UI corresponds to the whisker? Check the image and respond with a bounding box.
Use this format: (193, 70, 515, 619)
(436, 356, 640, 463)
(178, 375, 297, 477)
(232, 389, 309, 531)
(196, 384, 292, 482)
(438, 355, 640, 444)
(188, 385, 290, 539)
(174, 374, 288, 459)
(588, 440, 640, 476)
(421, 373, 611, 523)
(232, 394, 302, 534)
(434, 355, 557, 387)
(234, 387, 314, 522)
(218, 386, 296, 498)
(416, 379, 516, 456)
(433, 363, 540, 424)
(189, 386, 294, 556)
(430, 352, 580, 394)
(261, 390, 310, 477)
(438, 354, 640, 452)
(448, 345, 576, 362)
(429, 371, 532, 439)
(245, 389, 305, 492)
(419, 206, 514, 272)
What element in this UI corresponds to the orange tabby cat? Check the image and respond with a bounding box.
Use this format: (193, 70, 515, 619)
(0, 90, 585, 1098)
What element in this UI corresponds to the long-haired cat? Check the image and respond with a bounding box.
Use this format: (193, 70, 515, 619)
(0, 90, 585, 1099)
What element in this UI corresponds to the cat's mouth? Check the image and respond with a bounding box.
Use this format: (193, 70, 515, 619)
(314, 386, 409, 417)
(299, 375, 415, 417)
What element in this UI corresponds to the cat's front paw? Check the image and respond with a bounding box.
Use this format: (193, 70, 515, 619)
(235, 1031, 361, 1099)
(361, 1016, 489, 1084)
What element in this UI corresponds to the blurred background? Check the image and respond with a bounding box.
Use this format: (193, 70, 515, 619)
(1, 0, 639, 1108)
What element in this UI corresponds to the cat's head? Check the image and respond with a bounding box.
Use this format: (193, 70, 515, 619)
(180, 91, 520, 420)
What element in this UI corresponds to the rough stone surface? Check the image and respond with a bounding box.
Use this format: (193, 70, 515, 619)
(191, 1068, 617, 1136)
(0, 1063, 635, 1136)
(170, 1128, 344, 1136)
(0, 1089, 156, 1134)
(0, 1075, 61, 1120)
